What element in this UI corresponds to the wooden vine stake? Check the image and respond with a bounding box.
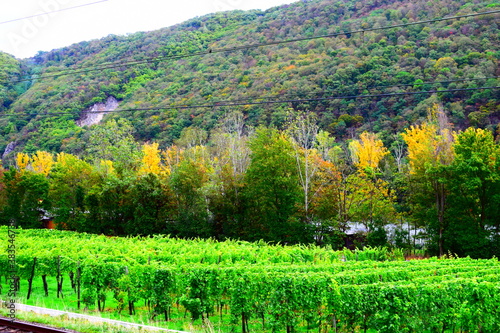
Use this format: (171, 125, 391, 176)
(125, 266, 135, 316)
(26, 257, 37, 300)
(14, 276, 20, 293)
(56, 256, 64, 298)
(42, 274, 49, 296)
(77, 261, 81, 310)
(69, 271, 76, 291)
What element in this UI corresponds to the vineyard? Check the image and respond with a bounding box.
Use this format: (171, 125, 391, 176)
(1, 227, 500, 332)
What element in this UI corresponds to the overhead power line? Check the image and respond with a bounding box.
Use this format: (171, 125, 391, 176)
(210, 76, 499, 105)
(6, 9, 500, 83)
(2, 86, 498, 118)
(2, 76, 494, 120)
(0, 0, 109, 25)
(74, 86, 500, 111)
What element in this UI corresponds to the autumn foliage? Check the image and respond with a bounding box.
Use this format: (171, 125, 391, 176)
(0, 108, 499, 257)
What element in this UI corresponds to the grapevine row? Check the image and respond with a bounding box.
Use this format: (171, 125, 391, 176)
(2, 228, 500, 332)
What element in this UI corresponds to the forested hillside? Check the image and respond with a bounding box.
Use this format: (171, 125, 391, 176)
(0, 52, 22, 117)
(0, 0, 499, 258)
(0, 0, 498, 157)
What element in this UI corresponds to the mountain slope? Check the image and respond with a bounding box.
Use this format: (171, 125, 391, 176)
(0, 0, 499, 161)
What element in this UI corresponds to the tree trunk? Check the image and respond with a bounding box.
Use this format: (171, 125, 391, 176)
(14, 276, 20, 292)
(241, 312, 246, 333)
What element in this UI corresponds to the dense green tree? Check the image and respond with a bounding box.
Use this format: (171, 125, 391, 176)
(126, 173, 174, 236)
(445, 128, 500, 257)
(85, 173, 133, 235)
(243, 127, 307, 244)
(170, 158, 212, 237)
(48, 153, 97, 231)
(1, 170, 50, 228)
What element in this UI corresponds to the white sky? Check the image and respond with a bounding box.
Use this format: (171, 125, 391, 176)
(0, 0, 297, 59)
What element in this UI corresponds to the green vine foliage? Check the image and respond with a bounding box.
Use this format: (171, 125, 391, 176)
(2, 228, 500, 331)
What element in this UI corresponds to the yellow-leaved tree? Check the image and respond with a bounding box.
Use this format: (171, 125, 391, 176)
(31, 151, 54, 176)
(349, 132, 396, 235)
(162, 145, 183, 175)
(401, 104, 454, 256)
(402, 122, 454, 174)
(99, 159, 116, 177)
(15, 152, 30, 174)
(55, 152, 78, 168)
(349, 132, 389, 172)
(138, 143, 162, 175)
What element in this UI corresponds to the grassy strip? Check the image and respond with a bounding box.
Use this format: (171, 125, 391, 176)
(0, 307, 162, 333)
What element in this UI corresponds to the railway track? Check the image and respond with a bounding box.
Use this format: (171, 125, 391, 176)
(0, 317, 72, 333)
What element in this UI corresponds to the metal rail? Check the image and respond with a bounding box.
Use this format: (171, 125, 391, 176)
(0, 317, 72, 333)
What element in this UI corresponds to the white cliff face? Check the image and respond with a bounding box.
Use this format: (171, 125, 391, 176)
(76, 96, 119, 127)
(2, 141, 16, 160)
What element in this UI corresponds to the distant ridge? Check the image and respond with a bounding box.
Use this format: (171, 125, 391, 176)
(0, 0, 498, 158)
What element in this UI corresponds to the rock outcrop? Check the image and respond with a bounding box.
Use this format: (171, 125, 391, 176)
(76, 96, 119, 127)
(2, 141, 16, 160)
